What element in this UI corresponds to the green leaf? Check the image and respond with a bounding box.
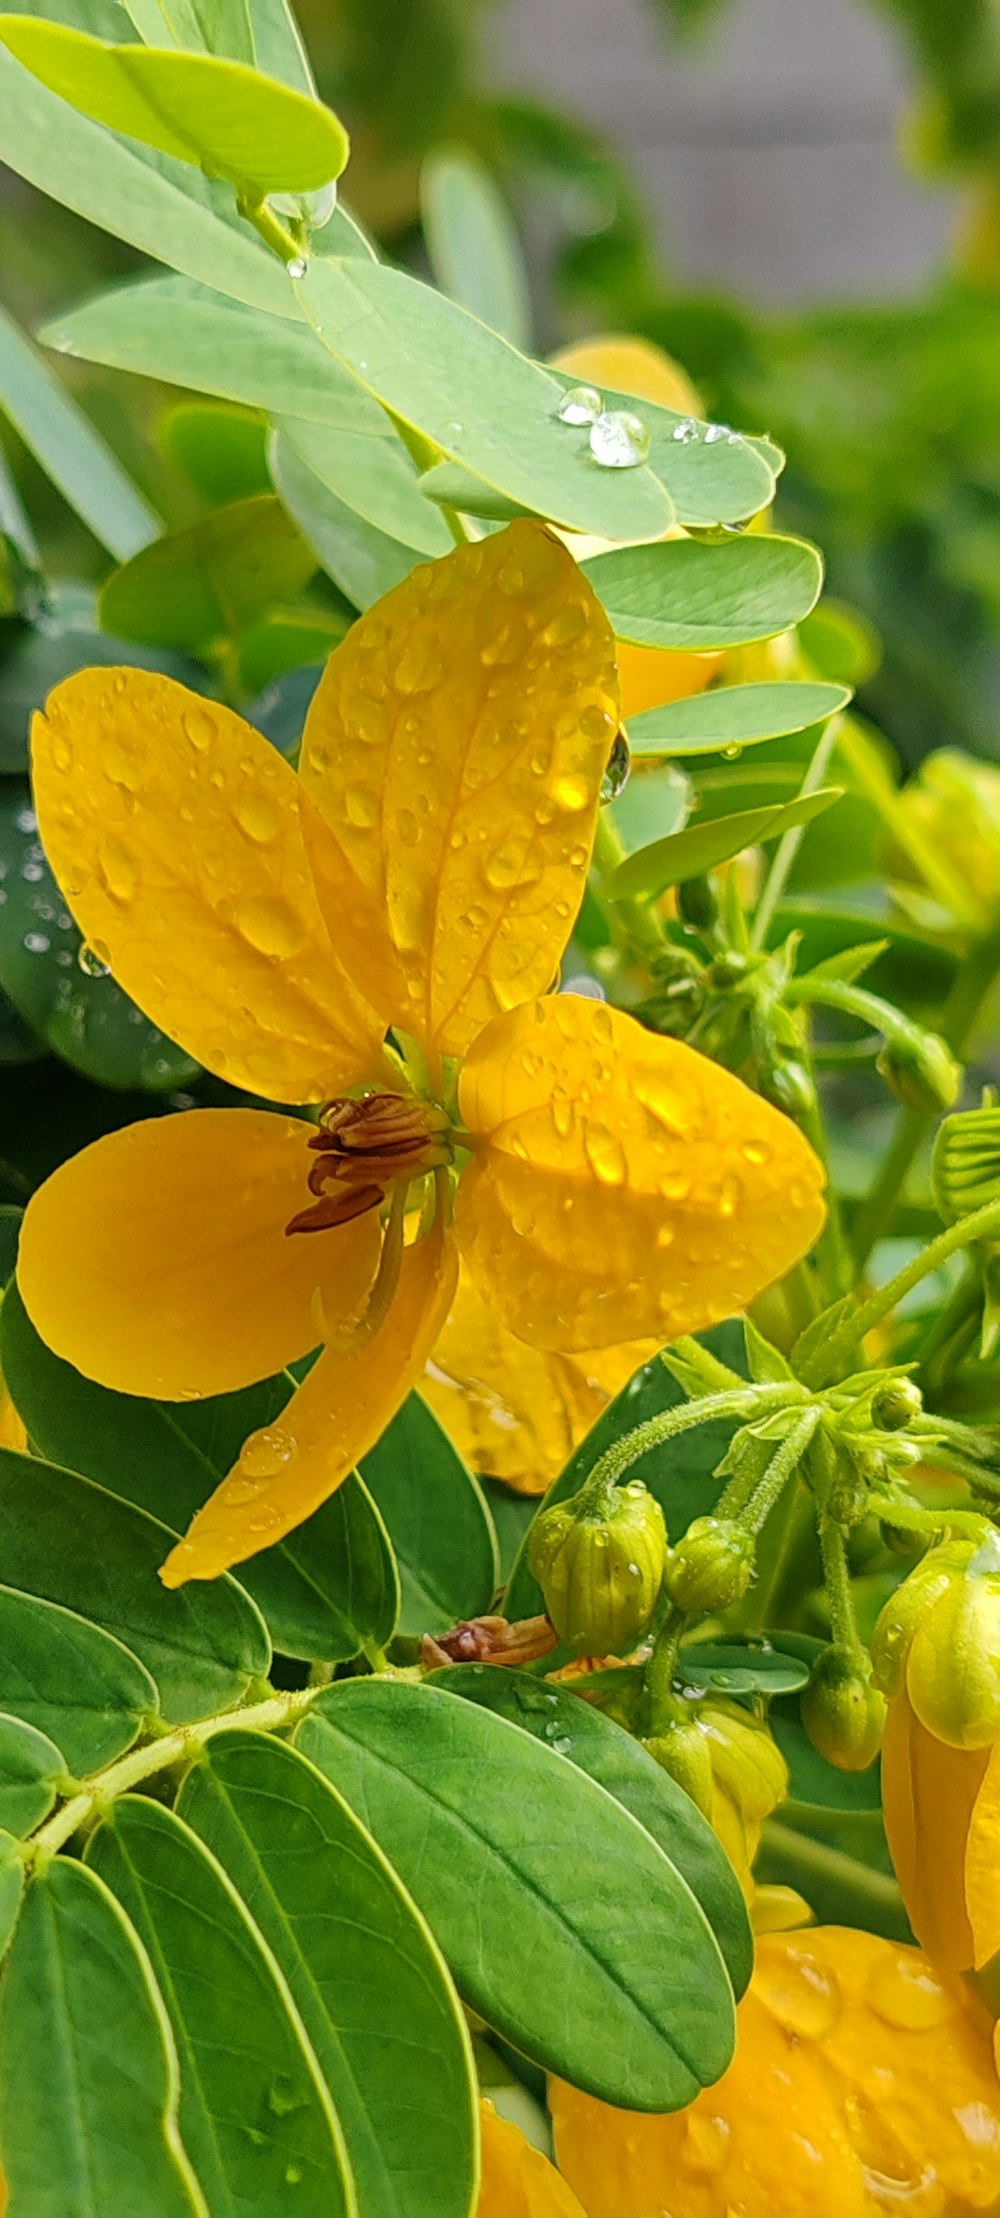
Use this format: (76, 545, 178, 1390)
(0, 1712, 64, 1835)
(430, 1663, 752, 1999)
(549, 371, 778, 529)
(89, 1798, 356, 2217)
(628, 680, 852, 758)
(422, 148, 532, 351)
(42, 277, 391, 436)
(297, 258, 674, 542)
(360, 1394, 499, 1638)
(159, 401, 269, 504)
(582, 534, 823, 649)
(416, 464, 534, 523)
(0, 1582, 157, 1775)
(0, 1210, 22, 1285)
(271, 430, 418, 608)
(0, 586, 203, 776)
(607, 788, 843, 901)
(0, 20, 349, 196)
(275, 417, 452, 557)
(99, 493, 315, 651)
(179, 1729, 479, 2218)
(0, 1856, 207, 2215)
(677, 1640, 810, 1697)
(0, 783, 200, 1091)
(504, 1323, 747, 1620)
(299, 1679, 735, 2111)
(1, 1288, 398, 1665)
(0, 301, 159, 561)
(0, 1832, 24, 1961)
(249, 0, 314, 95)
(0, 1448, 270, 1722)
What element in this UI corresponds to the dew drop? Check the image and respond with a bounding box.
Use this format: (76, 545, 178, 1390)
(77, 940, 111, 978)
(681, 2113, 730, 2177)
(866, 1952, 956, 2032)
(287, 256, 308, 280)
(238, 1428, 298, 1486)
(236, 896, 307, 959)
(552, 773, 590, 813)
(743, 1138, 771, 1166)
(50, 727, 73, 774)
(236, 790, 280, 844)
(754, 1947, 842, 2039)
(704, 423, 732, 445)
(345, 781, 379, 831)
(631, 1067, 693, 1137)
(557, 384, 603, 426)
(542, 603, 588, 647)
(589, 409, 650, 469)
(23, 931, 49, 954)
(671, 418, 699, 444)
(551, 1097, 574, 1140)
(183, 705, 215, 752)
(584, 1123, 626, 1186)
(100, 839, 138, 904)
(600, 730, 631, 804)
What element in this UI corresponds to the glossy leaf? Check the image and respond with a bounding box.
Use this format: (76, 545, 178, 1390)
(0, 1581, 157, 1775)
(360, 1393, 499, 1637)
(99, 493, 315, 651)
(43, 277, 391, 436)
(627, 679, 852, 757)
(179, 1729, 479, 2218)
(0, 1448, 270, 1722)
(677, 1640, 810, 1697)
(549, 371, 777, 528)
(607, 788, 843, 901)
(422, 148, 532, 350)
(504, 1323, 747, 1620)
(432, 1663, 752, 1998)
(1, 1287, 399, 1665)
(583, 534, 823, 649)
(0, 1831, 24, 1961)
(0, 1712, 64, 1836)
(275, 416, 452, 556)
(0, 783, 200, 1091)
(159, 401, 270, 504)
(271, 429, 418, 607)
(89, 1798, 355, 2218)
(0, 1856, 207, 2215)
(299, 1679, 736, 2111)
(0, 300, 159, 560)
(0, 20, 349, 195)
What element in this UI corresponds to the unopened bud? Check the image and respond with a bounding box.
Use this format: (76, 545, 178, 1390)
(644, 1713, 714, 1816)
(707, 950, 749, 989)
(528, 1480, 667, 1656)
(664, 1516, 755, 1614)
(877, 1029, 962, 1116)
(677, 876, 718, 931)
(904, 1530, 1000, 1748)
(760, 1056, 816, 1118)
(871, 1377, 923, 1432)
(698, 1696, 789, 1825)
(801, 1645, 886, 1771)
(870, 1533, 990, 1702)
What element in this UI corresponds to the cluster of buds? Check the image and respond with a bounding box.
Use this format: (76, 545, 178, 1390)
(872, 1527, 1000, 1748)
(645, 1695, 789, 1898)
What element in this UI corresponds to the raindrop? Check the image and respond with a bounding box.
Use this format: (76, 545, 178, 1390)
(236, 895, 307, 959)
(600, 729, 631, 804)
(552, 772, 590, 813)
(20, 863, 43, 884)
(671, 418, 699, 444)
(589, 409, 650, 469)
(236, 791, 280, 845)
(721, 742, 742, 760)
(584, 1124, 626, 1186)
(23, 931, 49, 954)
(287, 256, 308, 280)
(239, 1426, 298, 1482)
(704, 423, 732, 445)
(557, 384, 603, 427)
(268, 2075, 311, 2117)
(77, 940, 111, 978)
(15, 807, 37, 834)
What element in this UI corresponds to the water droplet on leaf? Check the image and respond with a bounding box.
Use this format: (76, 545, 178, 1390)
(589, 409, 650, 469)
(557, 384, 603, 426)
(77, 940, 111, 978)
(600, 730, 631, 804)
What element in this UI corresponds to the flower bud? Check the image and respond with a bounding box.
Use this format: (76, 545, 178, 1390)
(905, 1532, 1000, 1748)
(698, 1696, 789, 1825)
(644, 1713, 714, 1815)
(528, 1480, 667, 1656)
(664, 1516, 755, 1614)
(760, 1056, 817, 1119)
(879, 1518, 929, 1561)
(801, 1645, 887, 1771)
(876, 1030, 962, 1116)
(870, 1377, 923, 1432)
(870, 1535, 989, 1701)
(707, 949, 749, 989)
(677, 876, 718, 932)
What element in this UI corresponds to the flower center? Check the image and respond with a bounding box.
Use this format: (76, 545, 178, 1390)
(286, 1092, 453, 1235)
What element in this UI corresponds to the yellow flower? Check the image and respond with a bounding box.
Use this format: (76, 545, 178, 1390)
(881, 1688, 1000, 1979)
(551, 1926, 1000, 2218)
(648, 1696, 789, 1902)
(17, 523, 825, 1587)
(478, 2102, 585, 2218)
(888, 750, 1000, 934)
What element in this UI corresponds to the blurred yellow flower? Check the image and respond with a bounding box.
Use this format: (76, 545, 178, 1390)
(887, 750, 1000, 935)
(17, 523, 824, 1587)
(478, 2103, 585, 2218)
(551, 1926, 1000, 2218)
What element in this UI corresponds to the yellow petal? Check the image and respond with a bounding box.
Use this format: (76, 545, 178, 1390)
(456, 996, 826, 1351)
(478, 2104, 586, 2218)
(17, 1109, 378, 1400)
(32, 671, 381, 1102)
(424, 1261, 655, 1493)
(298, 523, 619, 1060)
(881, 1693, 987, 1974)
(160, 1214, 458, 1584)
(965, 1739, 1000, 1969)
(549, 335, 702, 418)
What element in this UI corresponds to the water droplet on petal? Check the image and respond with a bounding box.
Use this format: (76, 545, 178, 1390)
(77, 940, 111, 978)
(236, 790, 281, 844)
(236, 896, 307, 959)
(866, 1952, 957, 2032)
(584, 1123, 626, 1186)
(557, 384, 603, 426)
(238, 1426, 298, 1484)
(183, 706, 215, 752)
(704, 423, 732, 444)
(100, 839, 137, 904)
(589, 409, 650, 469)
(345, 782, 379, 831)
(552, 773, 591, 813)
(50, 726, 73, 773)
(754, 1946, 842, 2039)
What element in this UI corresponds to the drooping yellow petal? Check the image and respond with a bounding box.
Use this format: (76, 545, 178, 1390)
(477, 2104, 585, 2218)
(160, 1214, 458, 1584)
(423, 1261, 656, 1493)
(32, 671, 381, 1102)
(881, 1693, 987, 1974)
(17, 1109, 378, 1400)
(965, 1739, 1000, 1970)
(456, 996, 826, 1352)
(298, 523, 619, 1060)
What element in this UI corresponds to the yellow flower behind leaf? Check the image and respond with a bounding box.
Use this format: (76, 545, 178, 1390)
(551, 1927, 1000, 2218)
(18, 523, 825, 1587)
(478, 2103, 585, 2218)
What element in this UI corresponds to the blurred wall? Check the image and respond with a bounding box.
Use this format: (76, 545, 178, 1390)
(487, 0, 957, 304)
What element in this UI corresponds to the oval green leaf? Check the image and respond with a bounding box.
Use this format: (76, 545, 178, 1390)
(550, 371, 777, 529)
(431, 1663, 751, 1999)
(271, 430, 419, 609)
(299, 1679, 736, 2111)
(0, 1582, 157, 1775)
(178, 1729, 479, 2218)
(0, 20, 348, 196)
(275, 416, 452, 557)
(0, 1447, 270, 1723)
(0, 299, 159, 562)
(607, 787, 843, 902)
(677, 1640, 810, 1697)
(360, 1393, 499, 1638)
(0, 1712, 64, 1837)
(0, 1832, 24, 1963)
(422, 148, 532, 351)
(583, 533, 823, 649)
(99, 493, 315, 651)
(89, 1798, 356, 2218)
(628, 680, 852, 758)
(0, 1857, 207, 2215)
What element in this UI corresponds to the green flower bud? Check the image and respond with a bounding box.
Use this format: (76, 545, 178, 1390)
(760, 1057, 817, 1118)
(664, 1516, 755, 1614)
(677, 876, 718, 932)
(528, 1480, 667, 1656)
(801, 1645, 887, 1771)
(932, 1103, 1000, 1226)
(879, 1518, 929, 1561)
(697, 1696, 789, 1825)
(876, 1029, 962, 1116)
(644, 1713, 714, 1816)
(870, 1377, 923, 1432)
(905, 1530, 1000, 1749)
(707, 949, 750, 989)
(870, 1536, 986, 1699)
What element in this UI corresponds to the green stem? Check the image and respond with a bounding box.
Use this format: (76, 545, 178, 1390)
(866, 1490, 987, 1538)
(745, 1408, 822, 1535)
(750, 718, 841, 951)
(582, 1384, 801, 1495)
(645, 1605, 686, 1728)
(817, 1193, 1000, 1384)
(818, 1515, 862, 1656)
(591, 813, 666, 965)
(236, 195, 303, 265)
(29, 1685, 320, 1864)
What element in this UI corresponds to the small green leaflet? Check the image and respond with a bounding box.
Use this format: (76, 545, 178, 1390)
(583, 534, 823, 649)
(0, 300, 159, 561)
(0, 1713, 64, 1837)
(422, 148, 533, 351)
(0, 1583, 157, 1775)
(627, 680, 852, 758)
(607, 788, 843, 901)
(99, 493, 315, 650)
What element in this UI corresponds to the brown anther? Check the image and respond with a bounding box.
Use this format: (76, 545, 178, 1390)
(286, 1091, 452, 1236)
(420, 1614, 559, 1671)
